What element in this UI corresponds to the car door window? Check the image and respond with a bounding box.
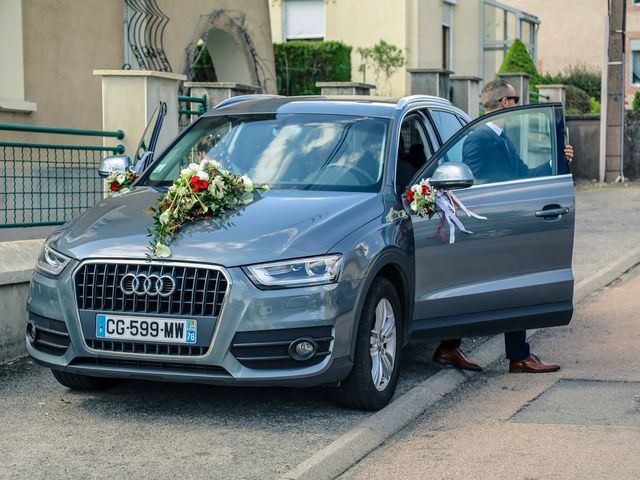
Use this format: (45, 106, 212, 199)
(430, 109, 464, 143)
(427, 105, 559, 185)
(396, 115, 434, 192)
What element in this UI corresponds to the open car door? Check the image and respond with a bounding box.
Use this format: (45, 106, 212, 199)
(407, 103, 575, 339)
(132, 101, 167, 173)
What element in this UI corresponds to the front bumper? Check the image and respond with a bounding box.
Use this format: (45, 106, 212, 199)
(26, 260, 359, 387)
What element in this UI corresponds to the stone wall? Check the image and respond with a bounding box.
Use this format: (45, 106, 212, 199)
(625, 112, 640, 180)
(566, 114, 640, 181)
(0, 240, 43, 362)
(566, 115, 600, 180)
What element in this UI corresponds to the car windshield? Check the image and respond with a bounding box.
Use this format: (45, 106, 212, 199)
(143, 113, 389, 192)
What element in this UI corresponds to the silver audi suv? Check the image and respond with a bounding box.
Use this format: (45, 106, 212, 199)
(27, 95, 575, 410)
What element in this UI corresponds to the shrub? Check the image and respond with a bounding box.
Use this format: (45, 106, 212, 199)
(589, 96, 601, 114)
(191, 42, 217, 82)
(274, 41, 352, 96)
(357, 40, 405, 94)
(562, 65, 601, 101)
(633, 91, 640, 113)
(540, 65, 601, 102)
(564, 85, 592, 114)
(498, 38, 541, 88)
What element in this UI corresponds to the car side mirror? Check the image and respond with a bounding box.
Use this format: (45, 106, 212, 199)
(98, 155, 132, 178)
(429, 163, 474, 190)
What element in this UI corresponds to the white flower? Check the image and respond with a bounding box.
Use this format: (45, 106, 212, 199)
(410, 200, 417, 212)
(241, 175, 253, 192)
(196, 170, 209, 181)
(180, 168, 193, 178)
(189, 163, 200, 173)
(241, 192, 255, 205)
(116, 174, 126, 184)
(208, 176, 225, 199)
(159, 210, 171, 225)
(168, 185, 177, 193)
(154, 243, 171, 258)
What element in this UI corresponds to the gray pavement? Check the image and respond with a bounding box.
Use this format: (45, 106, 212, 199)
(1, 182, 639, 480)
(339, 264, 640, 479)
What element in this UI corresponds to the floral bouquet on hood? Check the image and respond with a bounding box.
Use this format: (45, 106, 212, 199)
(147, 159, 268, 259)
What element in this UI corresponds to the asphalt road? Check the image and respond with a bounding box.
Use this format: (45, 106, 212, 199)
(1, 334, 483, 479)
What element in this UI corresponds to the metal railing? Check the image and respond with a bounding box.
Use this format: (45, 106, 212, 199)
(529, 91, 550, 105)
(178, 94, 207, 130)
(0, 124, 125, 228)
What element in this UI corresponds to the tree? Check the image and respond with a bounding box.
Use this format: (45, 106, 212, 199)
(357, 40, 405, 95)
(498, 38, 541, 87)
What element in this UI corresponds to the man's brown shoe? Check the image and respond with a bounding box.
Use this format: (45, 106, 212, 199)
(509, 354, 560, 373)
(432, 347, 482, 372)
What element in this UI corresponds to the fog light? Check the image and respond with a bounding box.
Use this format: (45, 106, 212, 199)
(288, 338, 317, 361)
(26, 322, 37, 342)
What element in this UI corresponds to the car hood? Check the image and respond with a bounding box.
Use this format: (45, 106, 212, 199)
(53, 187, 383, 267)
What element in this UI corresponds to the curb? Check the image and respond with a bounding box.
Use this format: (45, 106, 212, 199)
(279, 248, 640, 480)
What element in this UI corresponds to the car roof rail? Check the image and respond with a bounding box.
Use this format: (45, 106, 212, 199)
(395, 95, 453, 110)
(213, 94, 284, 110)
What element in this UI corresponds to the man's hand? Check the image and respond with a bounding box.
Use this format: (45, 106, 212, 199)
(564, 144, 574, 165)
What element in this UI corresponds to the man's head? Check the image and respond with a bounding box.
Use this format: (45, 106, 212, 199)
(481, 79, 519, 113)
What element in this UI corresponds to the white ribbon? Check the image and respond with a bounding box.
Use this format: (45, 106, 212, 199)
(435, 190, 487, 244)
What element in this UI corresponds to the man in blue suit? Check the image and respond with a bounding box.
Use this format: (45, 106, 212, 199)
(432, 79, 573, 373)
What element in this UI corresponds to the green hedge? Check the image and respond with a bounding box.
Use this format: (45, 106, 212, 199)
(274, 41, 352, 96)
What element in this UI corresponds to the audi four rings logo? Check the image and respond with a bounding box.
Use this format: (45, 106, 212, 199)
(120, 273, 176, 297)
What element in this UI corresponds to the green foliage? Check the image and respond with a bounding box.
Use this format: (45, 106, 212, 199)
(274, 41, 352, 96)
(498, 38, 540, 88)
(589, 96, 601, 114)
(564, 85, 592, 114)
(633, 91, 640, 113)
(540, 65, 601, 101)
(562, 66, 601, 101)
(357, 39, 405, 91)
(191, 42, 217, 82)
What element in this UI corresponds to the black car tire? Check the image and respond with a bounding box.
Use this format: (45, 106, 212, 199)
(51, 369, 120, 391)
(332, 277, 403, 410)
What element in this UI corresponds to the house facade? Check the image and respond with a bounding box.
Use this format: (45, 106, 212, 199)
(503, 0, 640, 108)
(0, 0, 277, 144)
(269, 0, 539, 97)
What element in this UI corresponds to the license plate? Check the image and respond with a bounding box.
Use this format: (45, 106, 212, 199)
(95, 314, 197, 344)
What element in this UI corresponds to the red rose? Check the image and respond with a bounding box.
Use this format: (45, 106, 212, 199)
(406, 189, 414, 202)
(189, 176, 209, 192)
(110, 181, 119, 192)
(421, 184, 430, 196)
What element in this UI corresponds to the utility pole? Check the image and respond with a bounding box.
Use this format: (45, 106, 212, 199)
(603, 0, 626, 182)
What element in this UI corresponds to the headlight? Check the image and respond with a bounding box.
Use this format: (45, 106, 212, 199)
(245, 255, 343, 288)
(36, 244, 71, 276)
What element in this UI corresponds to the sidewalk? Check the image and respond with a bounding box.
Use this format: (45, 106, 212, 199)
(281, 182, 640, 480)
(339, 245, 640, 479)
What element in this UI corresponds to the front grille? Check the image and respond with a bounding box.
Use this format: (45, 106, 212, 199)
(75, 262, 228, 317)
(28, 312, 69, 356)
(87, 339, 207, 356)
(231, 326, 333, 369)
(71, 357, 229, 376)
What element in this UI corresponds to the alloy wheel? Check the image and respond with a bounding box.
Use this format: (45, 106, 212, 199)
(369, 297, 397, 391)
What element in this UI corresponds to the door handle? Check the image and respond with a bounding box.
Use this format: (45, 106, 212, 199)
(535, 207, 570, 218)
